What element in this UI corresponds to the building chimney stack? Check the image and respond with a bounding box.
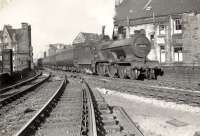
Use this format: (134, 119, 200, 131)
(5, 25, 12, 29)
(102, 25, 105, 38)
(44, 52, 47, 58)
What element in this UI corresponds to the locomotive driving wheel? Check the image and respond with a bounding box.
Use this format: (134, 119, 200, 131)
(97, 63, 107, 76)
(129, 68, 139, 80)
(118, 66, 127, 79)
(108, 65, 117, 78)
(149, 69, 156, 80)
(96, 63, 103, 76)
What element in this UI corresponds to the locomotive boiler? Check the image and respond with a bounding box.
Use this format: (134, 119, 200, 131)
(43, 30, 163, 80)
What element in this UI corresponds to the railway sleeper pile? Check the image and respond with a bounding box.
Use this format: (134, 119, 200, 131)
(84, 80, 143, 136)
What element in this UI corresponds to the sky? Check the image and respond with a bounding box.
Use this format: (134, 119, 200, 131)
(0, 0, 115, 59)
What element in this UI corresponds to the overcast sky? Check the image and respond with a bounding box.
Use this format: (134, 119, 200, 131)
(0, 0, 115, 59)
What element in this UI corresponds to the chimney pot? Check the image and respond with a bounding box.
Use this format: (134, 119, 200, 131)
(21, 22, 28, 29)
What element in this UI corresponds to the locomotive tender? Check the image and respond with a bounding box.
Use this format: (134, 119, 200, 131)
(43, 30, 163, 80)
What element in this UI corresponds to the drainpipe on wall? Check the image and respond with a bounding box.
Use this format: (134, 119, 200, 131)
(126, 16, 130, 39)
(168, 15, 173, 64)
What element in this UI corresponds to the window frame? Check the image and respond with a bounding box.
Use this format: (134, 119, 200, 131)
(174, 18, 182, 34)
(174, 47, 183, 62)
(159, 24, 166, 35)
(160, 45, 166, 63)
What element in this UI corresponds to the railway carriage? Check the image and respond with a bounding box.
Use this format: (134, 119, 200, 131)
(55, 48, 74, 71)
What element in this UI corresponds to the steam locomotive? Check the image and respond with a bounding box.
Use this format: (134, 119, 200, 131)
(43, 30, 163, 80)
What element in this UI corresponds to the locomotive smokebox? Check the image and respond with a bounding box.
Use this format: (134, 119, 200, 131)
(133, 33, 151, 58)
(100, 32, 151, 62)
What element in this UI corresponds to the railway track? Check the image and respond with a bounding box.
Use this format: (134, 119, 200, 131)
(83, 74, 200, 108)
(86, 82, 143, 136)
(50, 68, 200, 92)
(7, 73, 143, 136)
(0, 74, 63, 136)
(0, 72, 41, 95)
(45, 66, 200, 91)
(33, 76, 96, 136)
(45, 69, 200, 108)
(0, 73, 50, 108)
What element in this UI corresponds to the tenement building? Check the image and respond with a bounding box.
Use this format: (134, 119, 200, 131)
(0, 23, 33, 71)
(114, 0, 200, 66)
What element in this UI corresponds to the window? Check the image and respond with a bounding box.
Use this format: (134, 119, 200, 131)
(160, 45, 166, 63)
(175, 19, 182, 30)
(113, 26, 118, 40)
(118, 26, 126, 39)
(115, 0, 124, 6)
(159, 25, 165, 35)
(174, 47, 183, 62)
(150, 34, 154, 40)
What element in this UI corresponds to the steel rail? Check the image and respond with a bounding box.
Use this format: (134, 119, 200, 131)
(0, 73, 50, 107)
(14, 76, 67, 136)
(82, 79, 98, 136)
(114, 106, 144, 136)
(0, 72, 42, 94)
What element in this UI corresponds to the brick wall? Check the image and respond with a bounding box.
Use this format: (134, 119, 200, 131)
(182, 13, 200, 64)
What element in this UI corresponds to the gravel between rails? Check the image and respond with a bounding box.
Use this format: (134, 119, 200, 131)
(0, 77, 62, 136)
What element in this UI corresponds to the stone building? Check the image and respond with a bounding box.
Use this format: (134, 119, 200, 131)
(114, 0, 200, 66)
(0, 23, 33, 71)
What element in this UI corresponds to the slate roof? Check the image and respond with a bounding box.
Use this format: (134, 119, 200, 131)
(5, 27, 15, 39)
(115, 0, 200, 21)
(73, 32, 101, 44)
(1, 26, 29, 44)
(0, 31, 2, 38)
(80, 32, 100, 42)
